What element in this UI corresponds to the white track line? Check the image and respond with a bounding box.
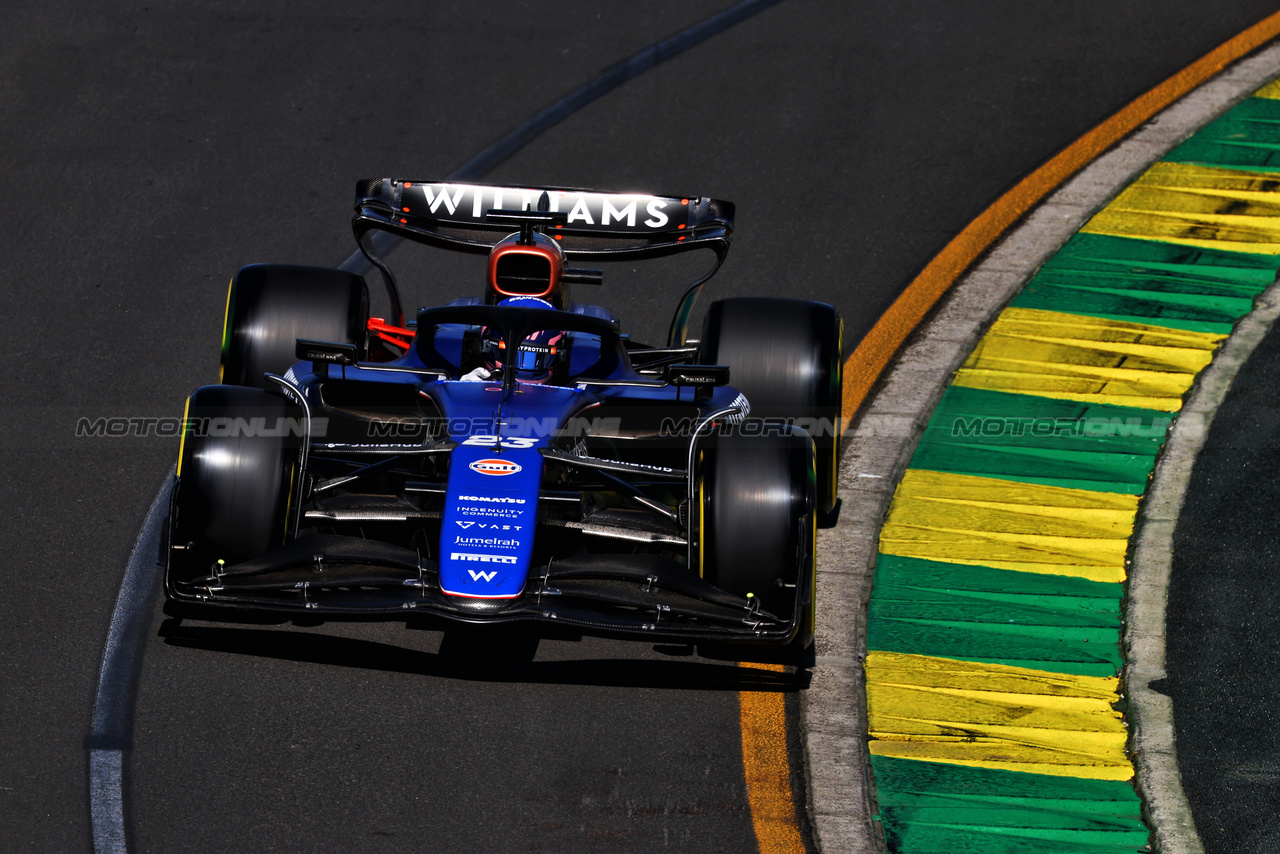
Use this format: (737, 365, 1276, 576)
(89, 472, 170, 854)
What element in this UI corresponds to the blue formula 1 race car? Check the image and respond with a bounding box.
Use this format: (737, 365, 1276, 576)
(165, 181, 843, 654)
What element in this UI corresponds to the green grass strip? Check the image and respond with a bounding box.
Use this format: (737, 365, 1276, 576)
(868, 555, 1123, 676)
(1011, 233, 1280, 332)
(1165, 94, 1280, 170)
(910, 386, 1168, 494)
(872, 756, 1147, 853)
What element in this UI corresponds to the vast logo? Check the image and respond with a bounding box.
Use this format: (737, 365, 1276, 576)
(469, 458, 522, 476)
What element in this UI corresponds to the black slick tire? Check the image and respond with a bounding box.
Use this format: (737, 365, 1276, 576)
(699, 297, 843, 516)
(220, 263, 369, 389)
(172, 384, 296, 572)
(699, 427, 815, 640)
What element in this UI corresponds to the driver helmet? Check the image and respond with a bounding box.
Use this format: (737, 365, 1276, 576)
(481, 297, 566, 383)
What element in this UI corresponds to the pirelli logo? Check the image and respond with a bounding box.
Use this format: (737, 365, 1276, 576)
(450, 552, 518, 564)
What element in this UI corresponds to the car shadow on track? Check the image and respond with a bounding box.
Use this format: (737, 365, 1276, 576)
(157, 618, 809, 691)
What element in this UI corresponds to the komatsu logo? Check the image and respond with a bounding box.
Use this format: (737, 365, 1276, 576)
(469, 458, 522, 476)
(451, 552, 518, 564)
(458, 495, 526, 504)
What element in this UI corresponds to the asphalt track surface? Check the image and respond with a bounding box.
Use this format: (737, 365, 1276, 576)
(1169, 313, 1280, 854)
(5, 3, 1280, 852)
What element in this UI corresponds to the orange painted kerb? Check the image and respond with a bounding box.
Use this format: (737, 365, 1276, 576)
(840, 9, 1280, 422)
(739, 662, 806, 854)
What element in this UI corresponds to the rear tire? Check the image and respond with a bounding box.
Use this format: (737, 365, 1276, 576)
(172, 385, 296, 573)
(699, 427, 815, 639)
(699, 298, 843, 516)
(220, 264, 369, 389)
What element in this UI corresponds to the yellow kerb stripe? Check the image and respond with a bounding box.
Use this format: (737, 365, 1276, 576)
(878, 470, 1138, 583)
(1084, 161, 1280, 253)
(1254, 79, 1280, 100)
(952, 307, 1223, 411)
(865, 651, 1131, 780)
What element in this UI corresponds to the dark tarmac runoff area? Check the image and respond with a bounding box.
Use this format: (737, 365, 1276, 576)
(4, 2, 1280, 852)
(1168, 310, 1280, 854)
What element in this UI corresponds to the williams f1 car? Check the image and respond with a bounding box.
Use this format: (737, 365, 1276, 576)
(165, 181, 843, 651)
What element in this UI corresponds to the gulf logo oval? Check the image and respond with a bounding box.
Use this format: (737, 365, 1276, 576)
(469, 458, 523, 477)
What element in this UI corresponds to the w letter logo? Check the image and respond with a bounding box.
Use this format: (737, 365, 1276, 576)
(468, 569, 498, 582)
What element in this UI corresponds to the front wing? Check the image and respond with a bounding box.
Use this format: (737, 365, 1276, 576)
(165, 532, 809, 646)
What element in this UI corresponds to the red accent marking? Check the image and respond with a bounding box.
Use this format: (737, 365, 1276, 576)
(374, 331, 409, 350)
(681, 198, 689, 205)
(404, 182, 413, 187)
(554, 234, 562, 240)
(400, 218, 407, 223)
(439, 586, 521, 600)
(367, 317, 414, 351)
(677, 223, 685, 229)
(402, 206, 410, 212)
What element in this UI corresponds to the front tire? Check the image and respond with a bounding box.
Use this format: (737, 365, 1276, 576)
(699, 427, 815, 642)
(220, 263, 369, 388)
(700, 297, 843, 517)
(172, 385, 297, 575)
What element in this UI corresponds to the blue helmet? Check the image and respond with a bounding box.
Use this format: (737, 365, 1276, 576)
(483, 297, 566, 382)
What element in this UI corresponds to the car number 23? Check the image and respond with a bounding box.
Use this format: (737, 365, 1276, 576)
(462, 435, 539, 449)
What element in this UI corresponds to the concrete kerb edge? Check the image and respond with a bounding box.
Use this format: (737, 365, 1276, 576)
(802, 39, 1280, 854)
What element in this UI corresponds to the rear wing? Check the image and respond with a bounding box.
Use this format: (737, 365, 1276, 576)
(351, 180, 734, 345)
(353, 179, 733, 257)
